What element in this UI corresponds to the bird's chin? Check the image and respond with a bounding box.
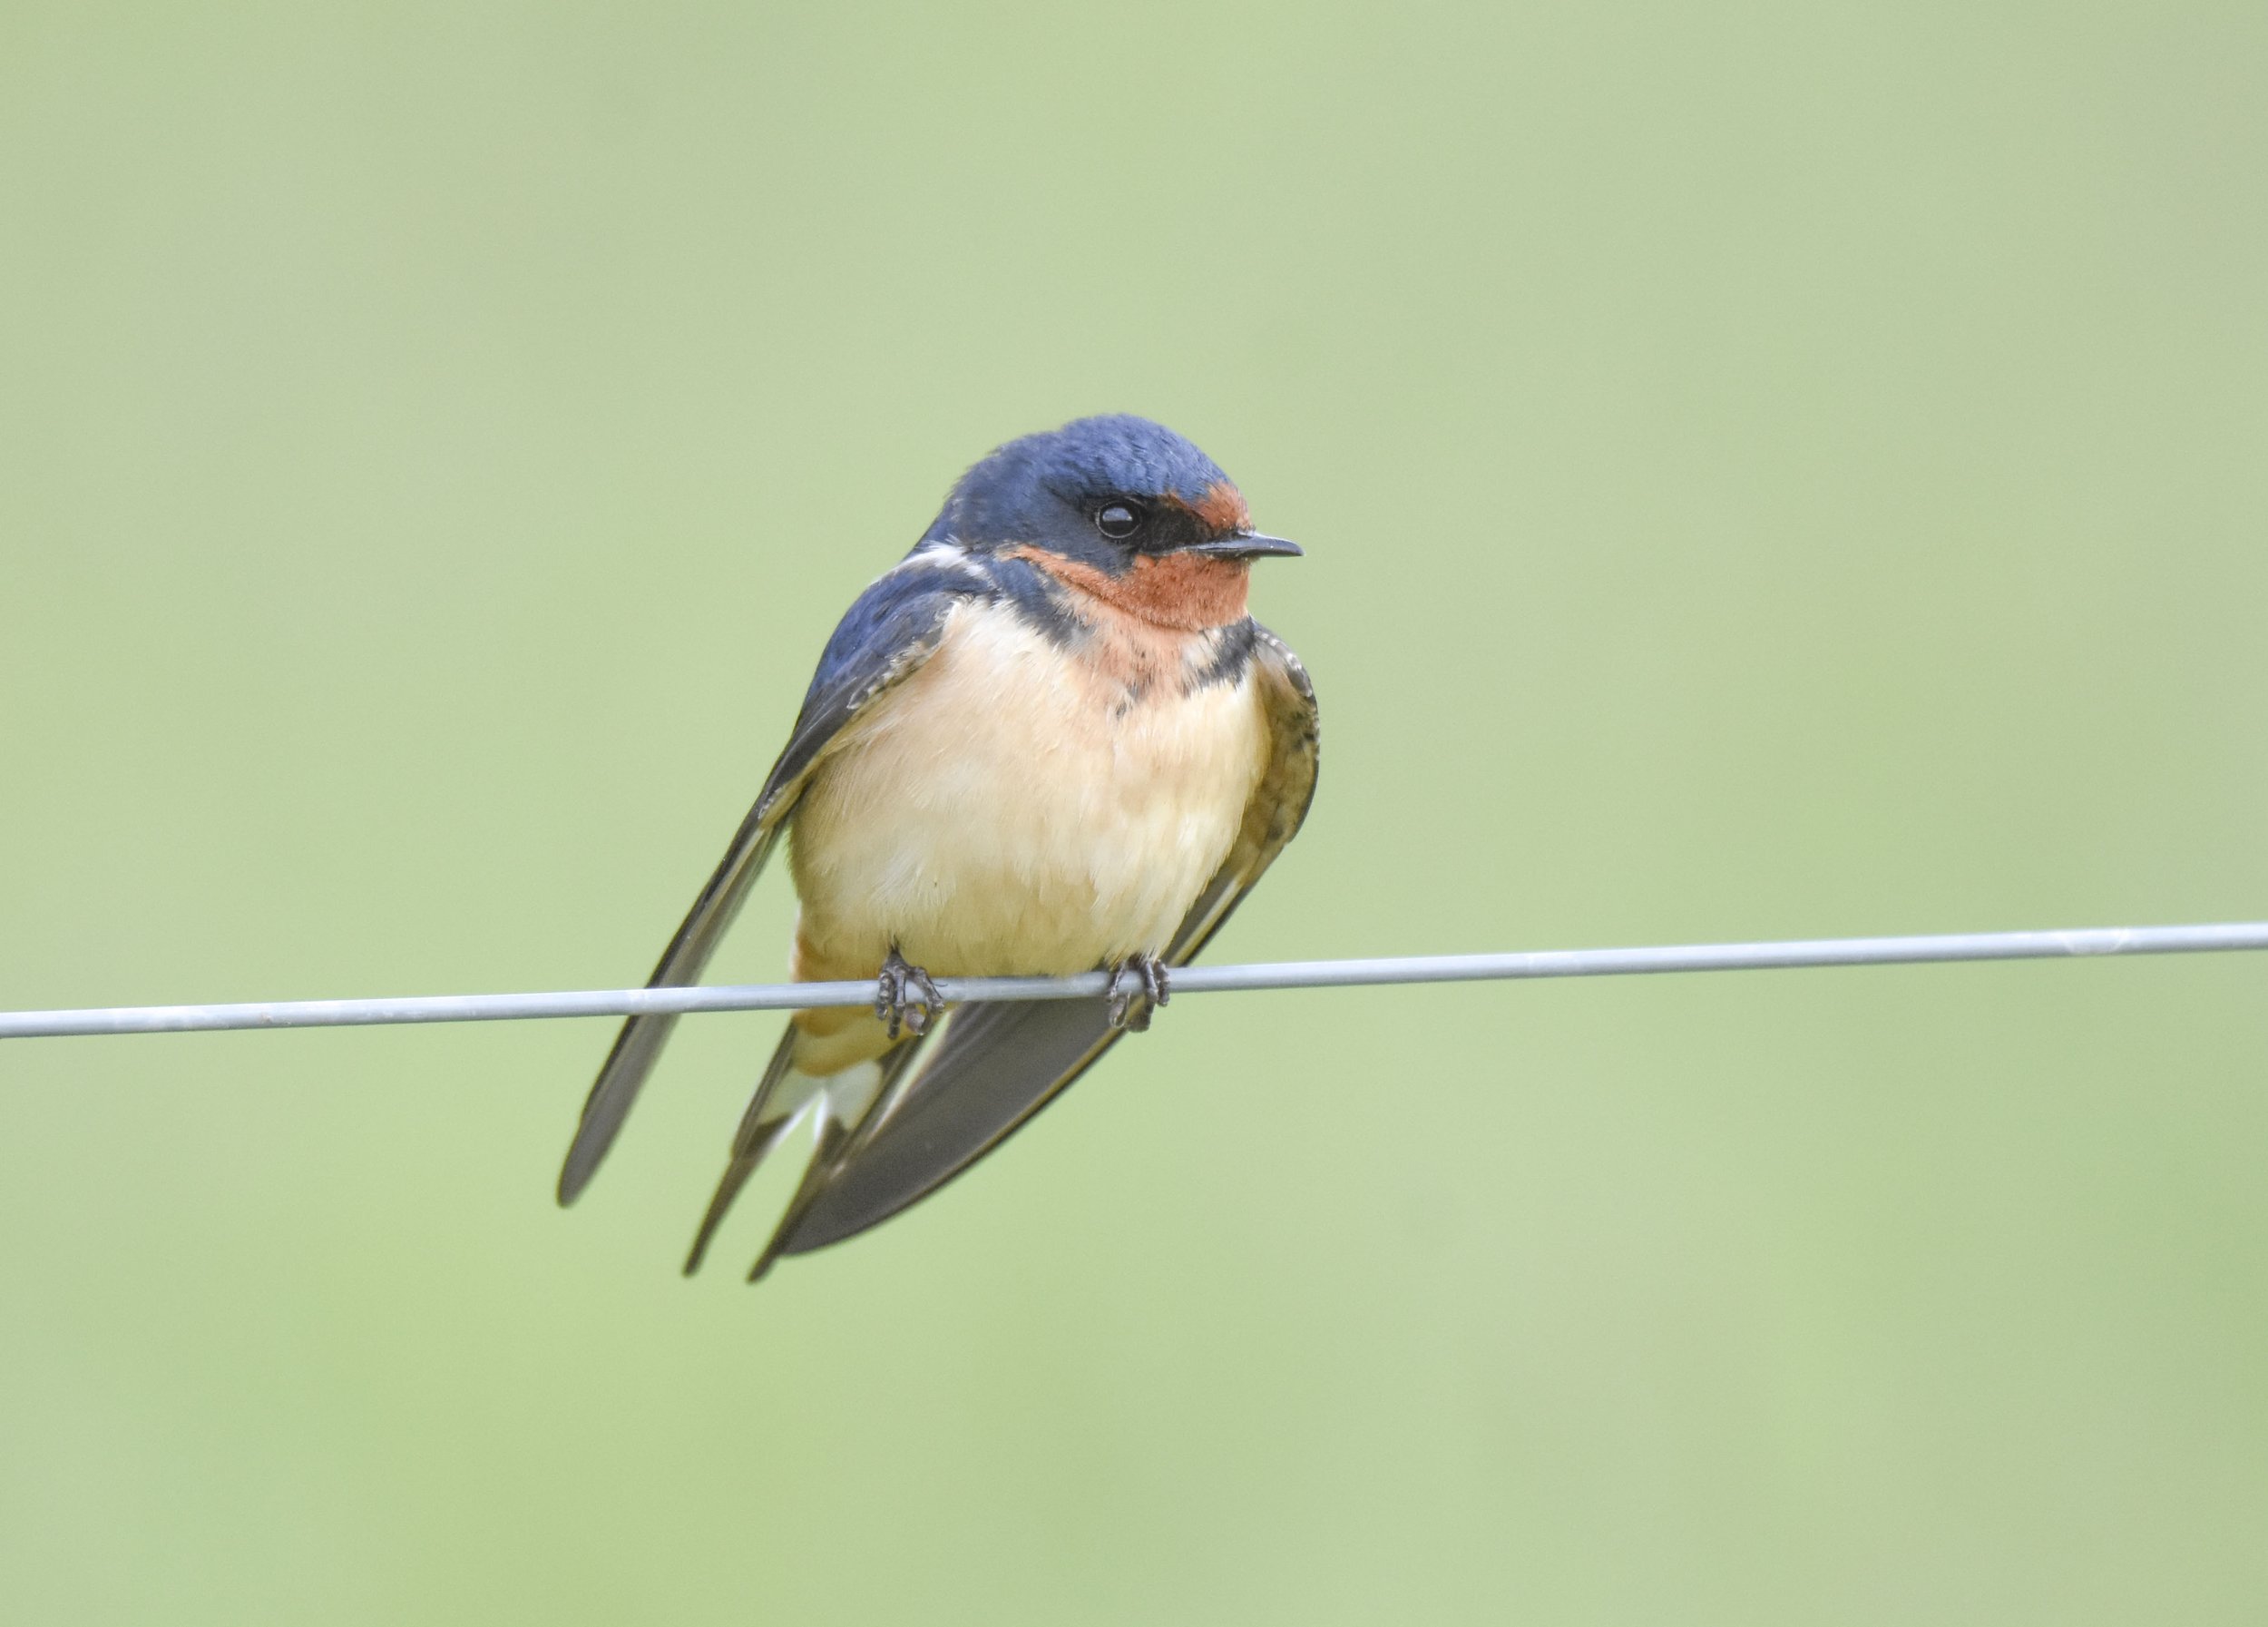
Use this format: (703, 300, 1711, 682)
(1010, 545, 1253, 632)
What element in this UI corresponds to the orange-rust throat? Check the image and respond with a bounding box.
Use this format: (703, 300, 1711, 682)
(1010, 546, 1253, 632)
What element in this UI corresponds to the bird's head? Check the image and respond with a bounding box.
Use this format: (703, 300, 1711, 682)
(919, 415, 1300, 630)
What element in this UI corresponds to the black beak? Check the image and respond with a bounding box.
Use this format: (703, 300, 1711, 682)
(1180, 531, 1304, 560)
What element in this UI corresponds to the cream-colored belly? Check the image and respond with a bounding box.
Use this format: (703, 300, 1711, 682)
(787, 601, 1268, 977)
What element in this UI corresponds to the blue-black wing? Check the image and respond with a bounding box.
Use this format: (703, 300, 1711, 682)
(555, 550, 992, 1202)
(767, 626, 1320, 1257)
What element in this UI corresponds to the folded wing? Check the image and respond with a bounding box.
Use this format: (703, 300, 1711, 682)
(555, 551, 993, 1203)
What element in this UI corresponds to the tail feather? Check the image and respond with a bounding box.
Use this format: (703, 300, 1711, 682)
(683, 1023, 819, 1275)
(747, 1115, 855, 1284)
(682, 1116, 792, 1276)
(683, 1030, 917, 1278)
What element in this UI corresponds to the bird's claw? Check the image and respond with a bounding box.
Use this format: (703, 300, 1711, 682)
(1106, 954, 1170, 1032)
(875, 949, 943, 1041)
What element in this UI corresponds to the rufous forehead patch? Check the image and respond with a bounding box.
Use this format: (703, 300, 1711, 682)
(1186, 481, 1251, 534)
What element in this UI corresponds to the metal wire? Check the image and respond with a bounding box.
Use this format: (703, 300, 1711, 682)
(2, 922, 2263, 1041)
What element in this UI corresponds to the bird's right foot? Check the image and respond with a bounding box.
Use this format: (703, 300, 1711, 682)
(875, 947, 943, 1041)
(1106, 953, 1171, 1032)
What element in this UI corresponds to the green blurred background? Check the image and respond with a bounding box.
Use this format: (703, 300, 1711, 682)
(4, 3, 2265, 1621)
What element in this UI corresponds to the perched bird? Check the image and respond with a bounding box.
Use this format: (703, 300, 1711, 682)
(557, 415, 1319, 1279)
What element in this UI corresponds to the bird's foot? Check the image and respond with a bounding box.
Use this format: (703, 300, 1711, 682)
(1107, 953, 1170, 1032)
(875, 948, 943, 1041)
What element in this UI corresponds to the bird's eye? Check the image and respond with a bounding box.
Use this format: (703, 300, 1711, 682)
(1095, 502, 1143, 541)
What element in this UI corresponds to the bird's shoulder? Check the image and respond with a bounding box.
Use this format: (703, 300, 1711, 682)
(802, 548, 997, 700)
(752, 548, 1000, 822)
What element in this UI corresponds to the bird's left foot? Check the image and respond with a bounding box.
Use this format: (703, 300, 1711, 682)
(1107, 954, 1170, 1032)
(875, 947, 943, 1041)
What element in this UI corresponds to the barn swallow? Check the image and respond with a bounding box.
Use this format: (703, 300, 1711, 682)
(556, 415, 1319, 1280)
